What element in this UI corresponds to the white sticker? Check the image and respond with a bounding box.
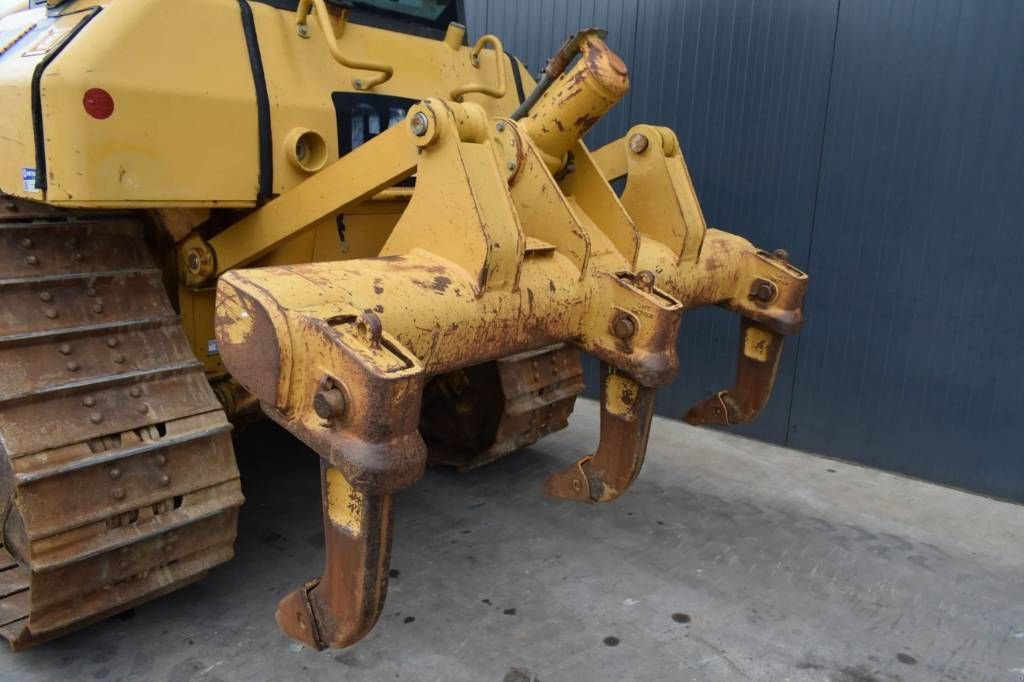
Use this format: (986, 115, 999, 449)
(207, 338, 219, 356)
(21, 168, 39, 193)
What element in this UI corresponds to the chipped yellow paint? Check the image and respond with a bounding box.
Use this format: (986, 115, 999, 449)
(325, 466, 364, 536)
(743, 324, 773, 362)
(605, 373, 638, 417)
(213, 285, 255, 348)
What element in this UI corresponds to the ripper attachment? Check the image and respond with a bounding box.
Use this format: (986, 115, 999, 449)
(213, 29, 806, 649)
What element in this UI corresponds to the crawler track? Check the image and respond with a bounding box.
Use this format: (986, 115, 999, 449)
(0, 198, 242, 649)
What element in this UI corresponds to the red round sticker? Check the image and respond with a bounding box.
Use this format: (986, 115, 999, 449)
(83, 88, 114, 120)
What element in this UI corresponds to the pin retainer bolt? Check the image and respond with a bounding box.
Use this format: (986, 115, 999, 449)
(410, 112, 430, 137)
(313, 387, 347, 420)
(629, 133, 649, 154)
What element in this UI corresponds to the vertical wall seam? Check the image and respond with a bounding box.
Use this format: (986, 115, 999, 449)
(783, 0, 842, 446)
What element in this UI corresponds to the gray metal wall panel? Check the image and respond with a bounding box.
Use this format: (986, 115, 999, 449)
(788, 0, 1024, 501)
(462, 1, 1022, 500)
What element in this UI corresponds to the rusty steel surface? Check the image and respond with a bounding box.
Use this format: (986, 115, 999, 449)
(212, 32, 807, 650)
(0, 198, 243, 649)
(421, 344, 585, 471)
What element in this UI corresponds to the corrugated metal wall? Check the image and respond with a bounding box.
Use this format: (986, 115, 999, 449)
(462, 0, 1024, 501)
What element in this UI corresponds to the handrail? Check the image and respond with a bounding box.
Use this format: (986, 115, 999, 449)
(450, 34, 507, 101)
(296, 0, 393, 90)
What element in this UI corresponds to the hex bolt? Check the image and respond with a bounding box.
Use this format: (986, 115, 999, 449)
(109, 467, 121, 480)
(67, 361, 80, 372)
(410, 112, 430, 137)
(129, 386, 142, 398)
(89, 412, 103, 424)
(313, 387, 347, 420)
(82, 396, 96, 408)
(39, 291, 52, 302)
(611, 313, 637, 340)
(111, 487, 125, 501)
(753, 280, 778, 304)
(186, 249, 202, 274)
(24, 255, 38, 266)
(19, 238, 32, 249)
(59, 343, 72, 355)
(629, 133, 649, 154)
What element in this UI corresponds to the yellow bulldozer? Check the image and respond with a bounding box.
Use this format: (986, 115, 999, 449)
(0, 0, 806, 650)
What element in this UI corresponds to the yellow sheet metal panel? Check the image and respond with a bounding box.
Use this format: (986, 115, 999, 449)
(251, 4, 525, 194)
(0, 6, 90, 199)
(40, 0, 259, 205)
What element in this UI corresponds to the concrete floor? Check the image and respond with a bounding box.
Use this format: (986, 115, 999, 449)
(1, 399, 1022, 681)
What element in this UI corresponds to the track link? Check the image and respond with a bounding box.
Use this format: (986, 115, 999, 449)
(0, 198, 242, 649)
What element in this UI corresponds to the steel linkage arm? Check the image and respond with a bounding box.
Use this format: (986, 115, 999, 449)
(593, 125, 808, 425)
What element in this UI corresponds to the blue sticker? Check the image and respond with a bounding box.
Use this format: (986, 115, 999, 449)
(21, 168, 38, 193)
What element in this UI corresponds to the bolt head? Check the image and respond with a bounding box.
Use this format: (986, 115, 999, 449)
(92, 303, 104, 314)
(495, 121, 506, 132)
(629, 133, 649, 154)
(24, 255, 38, 266)
(611, 313, 637, 339)
(67, 361, 80, 372)
(89, 412, 103, 424)
(113, 352, 126, 364)
(753, 281, 778, 304)
(111, 487, 125, 500)
(44, 307, 58, 319)
(297, 24, 310, 37)
(773, 248, 790, 262)
(410, 112, 430, 137)
(59, 343, 72, 355)
(129, 386, 142, 398)
(82, 396, 96, 407)
(353, 78, 365, 89)
(107, 336, 119, 348)
(109, 467, 121, 480)
(186, 250, 202, 273)
(506, 160, 518, 172)
(19, 238, 32, 249)
(313, 387, 347, 420)
(138, 403, 149, 414)
(159, 474, 171, 487)
(39, 291, 52, 302)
